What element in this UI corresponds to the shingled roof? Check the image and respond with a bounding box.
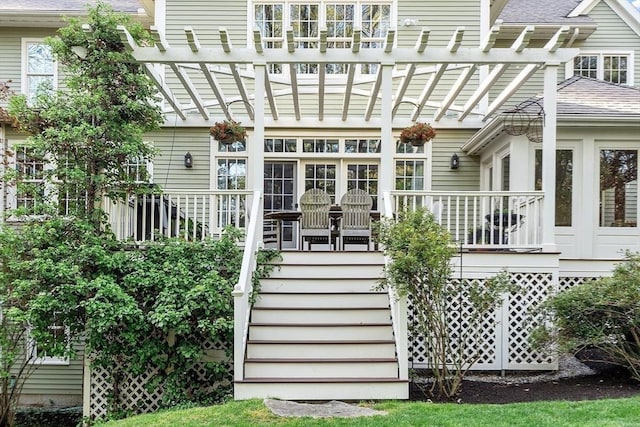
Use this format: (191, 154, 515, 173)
(0, 1, 141, 13)
(498, 0, 594, 24)
(521, 76, 640, 117)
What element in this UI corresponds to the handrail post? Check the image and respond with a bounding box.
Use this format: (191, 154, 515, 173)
(232, 190, 262, 387)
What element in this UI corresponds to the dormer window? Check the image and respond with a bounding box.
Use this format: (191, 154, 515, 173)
(253, 1, 393, 75)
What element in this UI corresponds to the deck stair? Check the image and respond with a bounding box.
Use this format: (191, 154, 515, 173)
(234, 251, 408, 400)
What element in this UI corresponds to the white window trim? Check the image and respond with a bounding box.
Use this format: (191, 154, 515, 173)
(26, 325, 70, 366)
(21, 38, 58, 99)
(565, 50, 635, 85)
(248, 0, 396, 78)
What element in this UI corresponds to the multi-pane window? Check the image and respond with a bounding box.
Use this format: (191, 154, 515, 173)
(345, 138, 380, 153)
(599, 149, 637, 227)
(14, 145, 45, 210)
(395, 160, 424, 191)
(217, 158, 247, 190)
(304, 163, 337, 202)
(217, 158, 247, 228)
(265, 138, 298, 152)
(24, 41, 55, 103)
(253, 1, 392, 75)
(346, 163, 378, 209)
(535, 149, 573, 226)
(302, 138, 339, 153)
(572, 54, 631, 84)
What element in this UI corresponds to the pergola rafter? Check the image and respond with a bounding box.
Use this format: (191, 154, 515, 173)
(114, 25, 578, 127)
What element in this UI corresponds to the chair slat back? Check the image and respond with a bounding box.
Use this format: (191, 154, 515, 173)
(341, 189, 373, 230)
(300, 189, 331, 229)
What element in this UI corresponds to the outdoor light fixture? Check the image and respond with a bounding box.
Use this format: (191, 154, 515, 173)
(184, 152, 193, 168)
(450, 153, 460, 170)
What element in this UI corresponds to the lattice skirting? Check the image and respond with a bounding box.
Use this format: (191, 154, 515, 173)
(408, 274, 598, 371)
(87, 340, 231, 420)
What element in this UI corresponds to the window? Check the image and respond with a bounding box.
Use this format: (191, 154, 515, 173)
(346, 163, 378, 209)
(571, 53, 632, 85)
(27, 315, 69, 366)
(13, 145, 46, 210)
(535, 149, 573, 226)
(217, 158, 247, 190)
(23, 40, 56, 103)
(599, 149, 637, 227)
(253, 1, 393, 75)
(395, 160, 424, 191)
(302, 138, 339, 153)
(304, 163, 337, 202)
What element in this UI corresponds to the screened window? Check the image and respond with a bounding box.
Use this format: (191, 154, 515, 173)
(572, 54, 631, 85)
(535, 149, 574, 226)
(599, 149, 637, 227)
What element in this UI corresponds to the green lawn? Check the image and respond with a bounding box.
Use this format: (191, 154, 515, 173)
(104, 397, 640, 427)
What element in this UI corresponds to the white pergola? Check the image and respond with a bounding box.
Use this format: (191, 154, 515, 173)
(115, 23, 578, 249)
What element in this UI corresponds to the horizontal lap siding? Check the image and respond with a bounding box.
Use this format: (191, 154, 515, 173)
(580, 2, 640, 86)
(431, 129, 480, 191)
(147, 128, 211, 190)
(17, 343, 84, 404)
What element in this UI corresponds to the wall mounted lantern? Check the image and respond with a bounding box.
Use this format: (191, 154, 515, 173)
(184, 152, 193, 168)
(450, 153, 460, 170)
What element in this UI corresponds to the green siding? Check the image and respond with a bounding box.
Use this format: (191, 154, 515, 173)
(148, 128, 212, 190)
(431, 129, 480, 191)
(577, 1, 640, 86)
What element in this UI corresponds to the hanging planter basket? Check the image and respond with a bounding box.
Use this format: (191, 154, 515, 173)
(399, 122, 436, 146)
(209, 119, 247, 145)
(526, 115, 544, 143)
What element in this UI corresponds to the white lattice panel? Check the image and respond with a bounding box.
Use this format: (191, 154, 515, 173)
(88, 340, 231, 420)
(558, 276, 595, 292)
(506, 273, 556, 369)
(409, 272, 562, 371)
(409, 278, 498, 370)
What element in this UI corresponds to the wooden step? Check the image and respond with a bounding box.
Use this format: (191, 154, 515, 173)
(234, 379, 409, 400)
(245, 340, 397, 359)
(244, 360, 399, 378)
(250, 307, 392, 323)
(248, 323, 394, 340)
(254, 292, 389, 308)
(260, 277, 384, 293)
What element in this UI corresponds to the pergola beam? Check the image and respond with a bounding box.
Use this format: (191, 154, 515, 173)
(484, 26, 570, 119)
(170, 64, 209, 120)
(393, 29, 429, 118)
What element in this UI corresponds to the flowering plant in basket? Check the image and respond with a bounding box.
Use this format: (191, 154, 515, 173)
(209, 119, 247, 143)
(399, 122, 436, 146)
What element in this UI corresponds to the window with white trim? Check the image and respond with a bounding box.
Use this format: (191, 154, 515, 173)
(571, 53, 632, 85)
(22, 40, 56, 103)
(253, 1, 393, 75)
(27, 315, 69, 366)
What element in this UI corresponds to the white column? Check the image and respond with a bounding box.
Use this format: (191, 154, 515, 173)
(380, 62, 394, 206)
(542, 64, 558, 250)
(252, 62, 266, 239)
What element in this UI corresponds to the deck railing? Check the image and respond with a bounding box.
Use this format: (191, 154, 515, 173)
(381, 192, 409, 382)
(103, 189, 253, 242)
(390, 191, 545, 250)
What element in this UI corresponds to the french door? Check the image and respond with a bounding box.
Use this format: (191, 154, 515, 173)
(264, 162, 297, 248)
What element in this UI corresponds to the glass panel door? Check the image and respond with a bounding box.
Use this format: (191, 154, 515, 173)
(264, 162, 296, 248)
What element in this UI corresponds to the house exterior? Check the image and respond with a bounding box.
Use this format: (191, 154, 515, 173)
(1, 0, 639, 411)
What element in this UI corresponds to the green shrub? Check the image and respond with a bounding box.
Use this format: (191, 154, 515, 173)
(535, 253, 640, 381)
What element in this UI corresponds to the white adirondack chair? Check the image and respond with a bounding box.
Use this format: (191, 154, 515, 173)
(339, 189, 373, 250)
(299, 188, 332, 250)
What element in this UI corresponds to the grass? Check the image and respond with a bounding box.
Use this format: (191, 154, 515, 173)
(103, 397, 640, 427)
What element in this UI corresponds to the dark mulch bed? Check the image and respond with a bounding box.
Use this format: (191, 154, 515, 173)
(411, 365, 640, 404)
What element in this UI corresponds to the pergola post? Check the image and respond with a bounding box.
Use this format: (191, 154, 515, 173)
(252, 62, 266, 241)
(380, 62, 394, 209)
(542, 64, 558, 250)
